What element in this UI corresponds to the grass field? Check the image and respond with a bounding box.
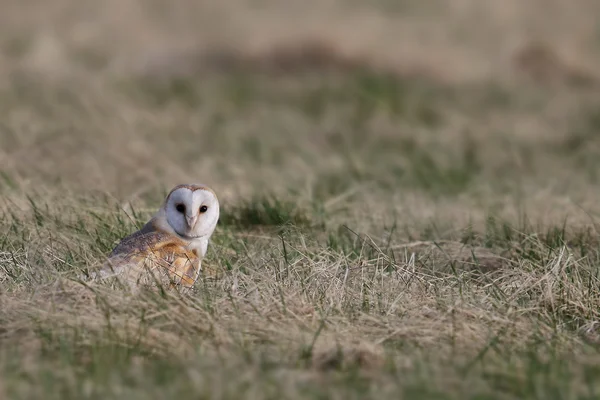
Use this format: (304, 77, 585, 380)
(3, 1, 600, 399)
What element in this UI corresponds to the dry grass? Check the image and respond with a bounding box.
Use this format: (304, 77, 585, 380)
(2, 1, 600, 399)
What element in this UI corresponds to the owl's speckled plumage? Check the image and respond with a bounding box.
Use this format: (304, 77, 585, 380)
(100, 184, 219, 289)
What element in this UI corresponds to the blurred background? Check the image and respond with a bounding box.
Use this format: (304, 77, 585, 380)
(4, 3, 600, 397)
(2, 0, 600, 231)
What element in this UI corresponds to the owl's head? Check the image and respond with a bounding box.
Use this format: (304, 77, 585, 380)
(162, 184, 220, 239)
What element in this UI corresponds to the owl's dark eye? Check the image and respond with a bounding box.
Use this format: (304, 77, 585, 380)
(199, 205, 208, 213)
(175, 204, 186, 213)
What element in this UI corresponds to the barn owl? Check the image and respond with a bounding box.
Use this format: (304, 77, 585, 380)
(99, 184, 219, 289)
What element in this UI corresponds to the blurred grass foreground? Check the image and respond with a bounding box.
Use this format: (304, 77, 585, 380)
(3, 1, 600, 399)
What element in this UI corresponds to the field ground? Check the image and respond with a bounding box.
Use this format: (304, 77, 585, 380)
(3, 1, 600, 399)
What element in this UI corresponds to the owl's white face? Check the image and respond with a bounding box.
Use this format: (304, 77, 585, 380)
(163, 185, 219, 239)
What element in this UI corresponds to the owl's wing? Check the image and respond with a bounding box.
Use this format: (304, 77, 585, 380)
(103, 226, 200, 287)
(108, 222, 161, 260)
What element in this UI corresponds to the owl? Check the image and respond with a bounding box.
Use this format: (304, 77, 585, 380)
(99, 184, 219, 289)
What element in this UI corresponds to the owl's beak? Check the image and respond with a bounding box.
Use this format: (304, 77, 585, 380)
(186, 215, 198, 229)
